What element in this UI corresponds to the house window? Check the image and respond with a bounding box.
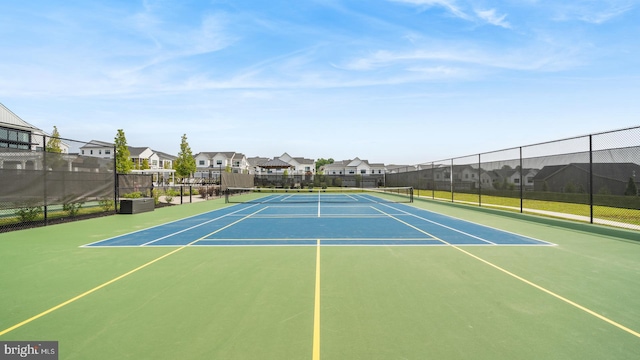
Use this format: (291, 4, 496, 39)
(105, 150, 111, 155)
(216, 160, 222, 165)
(199, 160, 205, 166)
(81, 150, 85, 154)
(1, 128, 30, 150)
(361, 170, 366, 174)
(90, 150, 93, 155)
(514, 178, 520, 184)
(305, 166, 311, 172)
(233, 161, 240, 167)
(99, 150, 102, 155)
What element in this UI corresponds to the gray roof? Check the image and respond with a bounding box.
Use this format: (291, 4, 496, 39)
(247, 157, 269, 166)
(82, 140, 114, 148)
(292, 157, 315, 165)
(259, 159, 292, 168)
(153, 150, 176, 160)
(128, 146, 150, 157)
(534, 163, 640, 183)
(196, 152, 245, 159)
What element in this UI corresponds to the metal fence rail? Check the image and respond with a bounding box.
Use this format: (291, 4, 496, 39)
(386, 126, 640, 228)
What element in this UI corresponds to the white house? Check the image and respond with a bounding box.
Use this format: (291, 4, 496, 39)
(1, 102, 71, 153)
(1, 103, 72, 170)
(322, 158, 386, 175)
(193, 152, 250, 178)
(80, 141, 175, 170)
(80, 140, 114, 158)
(247, 156, 269, 175)
(277, 152, 316, 175)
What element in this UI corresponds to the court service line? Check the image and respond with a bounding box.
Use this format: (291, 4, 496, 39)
(312, 238, 321, 360)
(0, 207, 267, 337)
(141, 203, 263, 246)
(380, 202, 554, 246)
(376, 203, 498, 245)
(372, 206, 640, 340)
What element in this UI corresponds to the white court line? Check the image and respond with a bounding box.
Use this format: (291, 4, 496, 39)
(377, 202, 555, 246)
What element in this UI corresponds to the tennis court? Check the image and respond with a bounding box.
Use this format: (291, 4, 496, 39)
(1, 189, 640, 359)
(84, 188, 552, 248)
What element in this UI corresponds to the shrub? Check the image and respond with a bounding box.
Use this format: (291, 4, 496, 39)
(63, 202, 82, 217)
(165, 188, 180, 196)
(99, 198, 115, 211)
(152, 189, 160, 205)
(122, 192, 143, 199)
(15, 201, 43, 222)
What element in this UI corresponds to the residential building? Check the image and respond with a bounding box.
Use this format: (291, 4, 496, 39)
(247, 156, 269, 175)
(321, 158, 386, 176)
(193, 152, 250, 178)
(0, 103, 74, 170)
(1, 102, 70, 153)
(80, 140, 114, 158)
(533, 163, 640, 195)
(80, 141, 175, 170)
(276, 153, 316, 175)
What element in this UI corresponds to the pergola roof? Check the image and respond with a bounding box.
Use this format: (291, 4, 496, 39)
(259, 159, 292, 169)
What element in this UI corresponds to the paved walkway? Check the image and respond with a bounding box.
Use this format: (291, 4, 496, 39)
(418, 196, 640, 231)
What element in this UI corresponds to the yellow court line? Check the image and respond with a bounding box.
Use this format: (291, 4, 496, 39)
(371, 206, 640, 340)
(0, 207, 266, 337)
(312, 238, 321, 360)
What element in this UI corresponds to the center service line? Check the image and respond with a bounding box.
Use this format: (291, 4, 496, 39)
(312, 238, 321, 360)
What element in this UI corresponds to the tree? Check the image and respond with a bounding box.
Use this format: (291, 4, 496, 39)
(115, 129, 132, 174)
(141, 159, 150, 170)
(174, 134, 196, 179)
(46, 126, 63, 153)
(45, 126, 67, 170)
(315, 158, 334, 173)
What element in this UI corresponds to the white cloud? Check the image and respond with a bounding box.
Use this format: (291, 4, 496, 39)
(475, 9, 511, 28)
(389, 0, 472, 21)
(548, 1, 636, 24)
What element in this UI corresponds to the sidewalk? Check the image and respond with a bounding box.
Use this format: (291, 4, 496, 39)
(418, 195, 640, 231)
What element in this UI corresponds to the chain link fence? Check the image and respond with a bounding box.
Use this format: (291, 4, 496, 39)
(0, 136, 116, 232)
(254, 174, 385, 189)
(387, 126, 640, 229)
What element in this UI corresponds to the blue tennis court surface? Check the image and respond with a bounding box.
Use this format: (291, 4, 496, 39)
(83, 199, 554, 248)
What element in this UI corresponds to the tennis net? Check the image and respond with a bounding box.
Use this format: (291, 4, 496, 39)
(225, 187, 414, 204)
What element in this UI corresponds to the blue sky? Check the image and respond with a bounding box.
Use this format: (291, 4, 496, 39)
(1, 0, 639, 164)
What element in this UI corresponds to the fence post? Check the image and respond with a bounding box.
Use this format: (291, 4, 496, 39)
(519, 147, 523, 213)
(478, 154, 482, 207)
(43, 135, 48, 226)
(431, 162, 435, 199)
(450, 159, 454, 202)
(589, 135, 594, 224)
(114, 145, 119, 213)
